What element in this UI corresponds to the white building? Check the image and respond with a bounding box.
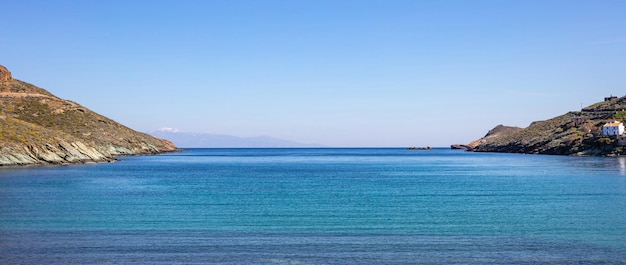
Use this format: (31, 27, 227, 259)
(602, 121, 625, 136)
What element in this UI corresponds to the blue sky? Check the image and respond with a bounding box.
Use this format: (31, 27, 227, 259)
(2, 0, 625, 147)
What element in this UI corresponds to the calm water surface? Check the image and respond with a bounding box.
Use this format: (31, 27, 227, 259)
(1, 148, 625, 264)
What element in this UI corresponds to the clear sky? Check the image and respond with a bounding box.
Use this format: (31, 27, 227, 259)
(2, 0, 625, 147)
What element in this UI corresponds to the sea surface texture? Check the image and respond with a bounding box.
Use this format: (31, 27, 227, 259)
(1, 148, 625, 264)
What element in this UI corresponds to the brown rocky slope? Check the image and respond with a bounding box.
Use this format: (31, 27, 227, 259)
(458, 95, 626, 156)
(0, 65, 176, 166)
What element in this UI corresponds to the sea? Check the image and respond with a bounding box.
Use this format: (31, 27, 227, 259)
(0, 148, 625, 264)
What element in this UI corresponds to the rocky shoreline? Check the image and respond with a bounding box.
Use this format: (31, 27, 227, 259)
(0, 140, 178, 167)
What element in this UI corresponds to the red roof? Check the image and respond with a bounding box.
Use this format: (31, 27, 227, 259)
(603, 121, 623, 127)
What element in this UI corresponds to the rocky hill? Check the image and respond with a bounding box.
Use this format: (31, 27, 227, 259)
(459, 95, 626, 156)
(0, 65, 176, 166)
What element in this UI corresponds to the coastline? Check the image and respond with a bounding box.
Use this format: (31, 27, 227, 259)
(0, 147, 180, 167)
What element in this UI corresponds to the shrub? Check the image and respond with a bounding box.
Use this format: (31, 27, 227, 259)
(614, 111, 626, 122)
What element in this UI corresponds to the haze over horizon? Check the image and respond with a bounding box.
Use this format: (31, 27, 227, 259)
(2, 0, 625, 147)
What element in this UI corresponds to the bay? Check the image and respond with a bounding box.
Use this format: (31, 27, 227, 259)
(1, 148, 625, 264)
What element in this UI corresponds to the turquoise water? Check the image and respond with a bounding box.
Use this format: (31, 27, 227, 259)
(1, 148, 625, 264)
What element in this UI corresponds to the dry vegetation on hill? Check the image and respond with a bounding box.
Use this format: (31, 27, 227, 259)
(0, 65, 176, 166)
(466, 96, 626, 156)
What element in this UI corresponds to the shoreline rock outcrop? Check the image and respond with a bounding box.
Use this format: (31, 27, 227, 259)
(0, 65, 177, 166)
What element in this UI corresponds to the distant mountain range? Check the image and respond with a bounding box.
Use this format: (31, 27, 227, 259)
(151, 128, 323, 148)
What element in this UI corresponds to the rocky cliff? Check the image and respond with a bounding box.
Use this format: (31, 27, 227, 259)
(459, 96, 626, 156)
(0, 65, 177, 166)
